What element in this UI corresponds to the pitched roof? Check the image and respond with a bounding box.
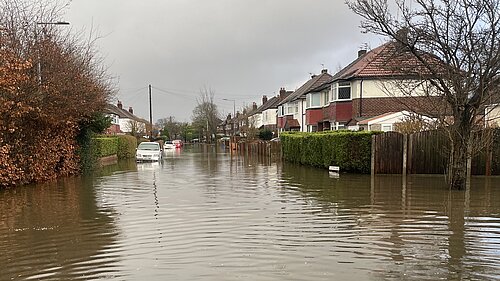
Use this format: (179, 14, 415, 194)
(332, 41, 436, 81)
(105, 104, 148, 123)
(279, 71, 333, 105)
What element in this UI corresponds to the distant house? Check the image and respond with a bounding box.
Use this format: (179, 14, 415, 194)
(104, 101, 149, 135)
(246, 88, 292, 135)
(277, 69, 333, 132)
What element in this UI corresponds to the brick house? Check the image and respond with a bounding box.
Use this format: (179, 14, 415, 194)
(277, 69, 333, 132)
(104, 101, 149, 135)
(247, 88, 292, 135)
(306, 41, 442, 131)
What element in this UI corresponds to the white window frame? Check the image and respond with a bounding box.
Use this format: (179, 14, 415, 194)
(278, 105, 284, 117)
(336, 81, 352, 101)
(321, 91, 329, 106)
(306, 93, 321, 109)
(381, 124, 393, 132)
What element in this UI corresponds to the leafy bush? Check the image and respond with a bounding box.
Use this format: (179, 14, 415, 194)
(281, 131, 380, 173)
(93, 137, 119, 157)
(117, 135, 137, 159)
(258, 129, 273, 141)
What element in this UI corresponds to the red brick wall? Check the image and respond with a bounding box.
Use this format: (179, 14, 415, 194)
(326, 101, 353, 122)
(306, 108, 323, 125)
(351, 96, 445, 118)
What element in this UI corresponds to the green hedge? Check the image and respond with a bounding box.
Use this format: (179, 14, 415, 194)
(281, 131, 380, 173)
(92, 135, 137, 159)
(117, 135, 137, 159)
(93, 137, 119, 157)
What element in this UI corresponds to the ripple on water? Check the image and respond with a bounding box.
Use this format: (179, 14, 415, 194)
(1, 149, 500, 280)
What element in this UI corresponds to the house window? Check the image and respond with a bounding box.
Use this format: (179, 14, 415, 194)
(306, 93, 321, 108)
(337, 81, 351, 100)
(381, 124, 392, 132)
(285, 102, 298, 115)
(322, 91, 329, 106)
(330, 84, 337, 102)
(278, 106, 284, 116)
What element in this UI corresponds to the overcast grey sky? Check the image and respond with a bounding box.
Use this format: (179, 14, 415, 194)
(65, 0, 384, 123)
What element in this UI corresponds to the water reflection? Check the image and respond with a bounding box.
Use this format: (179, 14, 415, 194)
(0, 177, 122, 280)
(0, 147, 499, 280)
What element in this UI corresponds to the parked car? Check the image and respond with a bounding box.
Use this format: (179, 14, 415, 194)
(136, 142, 163, 162)
(164, 140, 175, 149)
(172, 139, 183, 148)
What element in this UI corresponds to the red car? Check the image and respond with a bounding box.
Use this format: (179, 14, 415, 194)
(172, 139, 183, 148)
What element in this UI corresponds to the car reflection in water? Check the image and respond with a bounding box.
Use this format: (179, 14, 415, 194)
(136, 161, 161, 171)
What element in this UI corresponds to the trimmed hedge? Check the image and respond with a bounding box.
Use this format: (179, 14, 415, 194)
(93, 137, 119, 157)
(280, 131, 380, 173)
(92, 135, 137, 159)
(117, 135, 137, 159)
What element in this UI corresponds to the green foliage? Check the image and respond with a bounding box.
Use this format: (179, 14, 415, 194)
(117, 135, 137, 159)
(281, 131, 380, 173)
(93, 137, 119, 157)
(77, 113, 114, 174)
(258, 129, 273, 141)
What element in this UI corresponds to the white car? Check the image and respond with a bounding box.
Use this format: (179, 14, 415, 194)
(164, 140, 175, 149)
(136, 142, 163, 162)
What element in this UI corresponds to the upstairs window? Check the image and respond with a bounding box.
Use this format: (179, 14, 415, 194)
(329, 84, 337, 102)
(337, 81, 351, 100)
(306, 93, 321, 108)
(278, 105, 284, 116)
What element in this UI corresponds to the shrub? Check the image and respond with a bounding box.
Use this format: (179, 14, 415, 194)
(117, 135, 137, 159)
(258, 129, 273, 141)
(93, 137, 119, 157)
(281, 131, 380, 173)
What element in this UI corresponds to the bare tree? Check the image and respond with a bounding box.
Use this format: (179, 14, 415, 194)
(191, 87, 220, 143)
(347, 0, 500, 190)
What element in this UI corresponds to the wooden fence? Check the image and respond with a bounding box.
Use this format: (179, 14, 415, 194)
(372, 129, 500, 175)
(229, 139, 282, 161)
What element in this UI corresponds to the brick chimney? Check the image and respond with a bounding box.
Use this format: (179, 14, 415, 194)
(279, 87, 287, 99)
(262, 95, 268, 105)
(117, 100, 122, 109)
(128, 107, 133, 114)
(321, 69, 328, 74)
(252, 102, 257, 111)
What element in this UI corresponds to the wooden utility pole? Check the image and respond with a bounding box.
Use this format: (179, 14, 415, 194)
(149, 84, 153, 141)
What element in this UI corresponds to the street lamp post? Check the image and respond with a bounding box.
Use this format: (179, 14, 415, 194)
(35, 21, 70, 84)
(222, 98, 236, 136)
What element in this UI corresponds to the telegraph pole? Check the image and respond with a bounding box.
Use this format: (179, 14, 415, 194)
(149, 84, 153, 141)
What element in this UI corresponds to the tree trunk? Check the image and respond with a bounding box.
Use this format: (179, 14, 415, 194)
(448, 111, 473, 190)
(449, 139, 468, 190)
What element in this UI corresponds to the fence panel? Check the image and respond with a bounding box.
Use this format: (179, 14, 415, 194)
(374, 132, 403, 174)
(408, 130, 448, 174)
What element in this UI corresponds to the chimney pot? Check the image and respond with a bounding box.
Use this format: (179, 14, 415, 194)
(358, 49, 367, 57)
(128, 107, 133, 114)
(321, 69, 328, 74)
(262, 95, 268, 105)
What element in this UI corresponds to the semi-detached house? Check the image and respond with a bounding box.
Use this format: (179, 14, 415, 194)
(277, 69, 333, 132)
(305, 40, 442, 132)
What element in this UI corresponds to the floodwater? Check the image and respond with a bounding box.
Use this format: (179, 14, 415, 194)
(1, 145, 499, 281)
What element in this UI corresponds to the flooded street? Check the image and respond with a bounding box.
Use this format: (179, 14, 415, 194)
(1, 146, 499, 280)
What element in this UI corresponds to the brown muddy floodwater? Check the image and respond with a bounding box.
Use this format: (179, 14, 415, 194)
(1, 145, 499, 280)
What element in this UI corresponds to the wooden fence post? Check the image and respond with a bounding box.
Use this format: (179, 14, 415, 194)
(402, 134, 408, 178)
(371, 135, 376, 175)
